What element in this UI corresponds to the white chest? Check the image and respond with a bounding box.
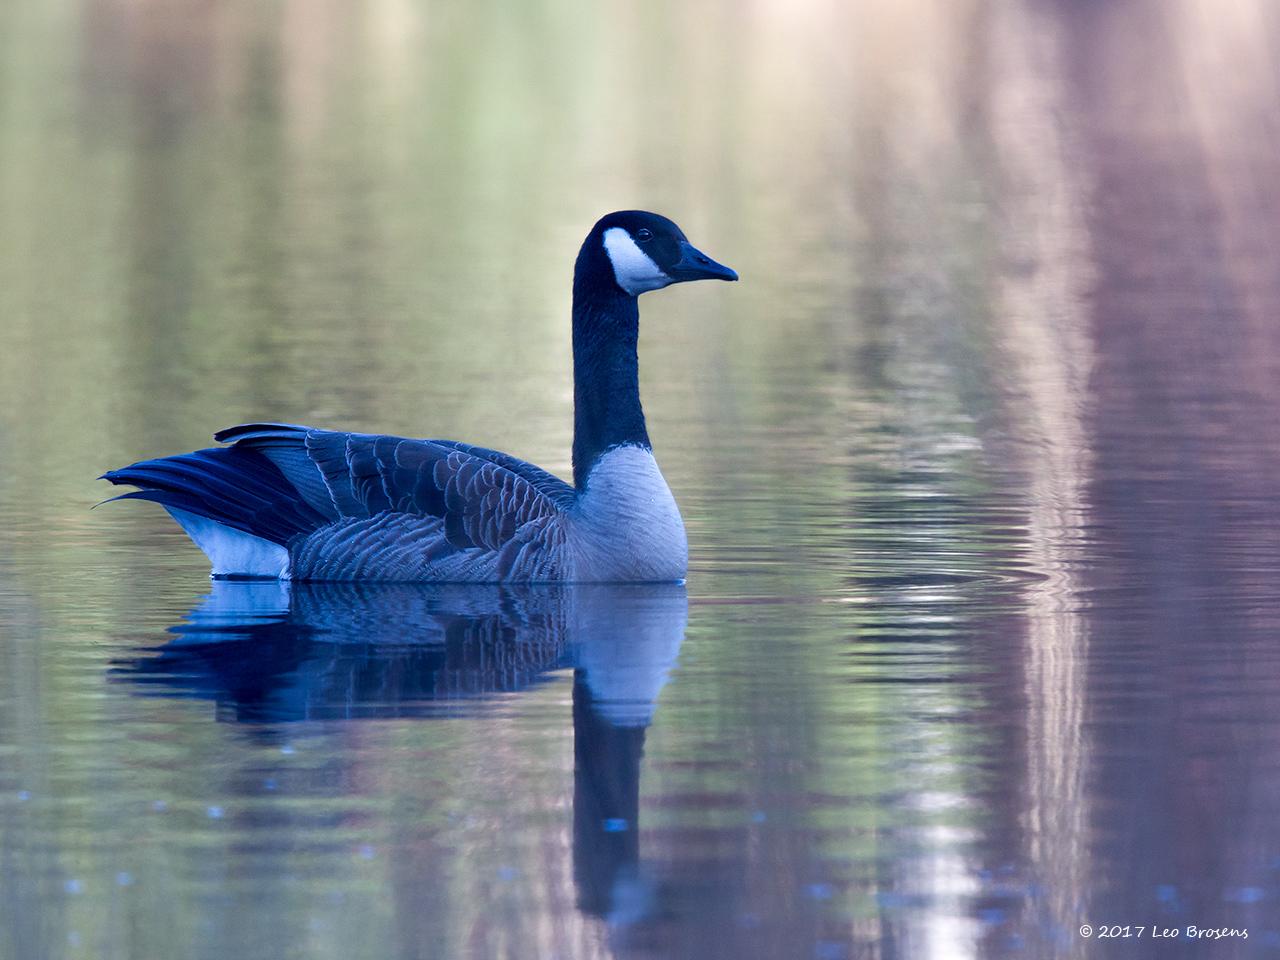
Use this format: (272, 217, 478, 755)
(570, 446, 688, 582)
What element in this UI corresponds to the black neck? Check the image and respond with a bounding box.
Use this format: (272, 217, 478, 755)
(572, 248, 650, 491)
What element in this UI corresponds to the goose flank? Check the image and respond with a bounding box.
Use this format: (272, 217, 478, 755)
(101, 211, 737, 582)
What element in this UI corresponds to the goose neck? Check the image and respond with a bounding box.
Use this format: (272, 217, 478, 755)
(571, 284, 649, 491)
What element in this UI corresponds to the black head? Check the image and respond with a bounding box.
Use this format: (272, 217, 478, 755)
(577, 211, 738, 298)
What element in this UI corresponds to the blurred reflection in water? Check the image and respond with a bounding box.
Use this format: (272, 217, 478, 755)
(117, 583, 687, 951)
(3, 0, 1280, 958)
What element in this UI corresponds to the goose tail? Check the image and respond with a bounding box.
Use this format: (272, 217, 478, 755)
(101, 446, 328, 578)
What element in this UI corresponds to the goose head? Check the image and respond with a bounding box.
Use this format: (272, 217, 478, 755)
(578, 210, 738, 298)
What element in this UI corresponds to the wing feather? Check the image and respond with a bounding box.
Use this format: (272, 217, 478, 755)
(303, 430, 365, 515)
(213, 424, 575, 579)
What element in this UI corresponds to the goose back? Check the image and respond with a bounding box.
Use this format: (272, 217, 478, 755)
(104, 423, 578, 581)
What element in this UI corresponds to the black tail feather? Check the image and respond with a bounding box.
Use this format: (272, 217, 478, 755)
(101, 447, 329, 545)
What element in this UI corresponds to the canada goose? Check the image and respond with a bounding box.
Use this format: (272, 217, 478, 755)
(102, 211, 737, 582)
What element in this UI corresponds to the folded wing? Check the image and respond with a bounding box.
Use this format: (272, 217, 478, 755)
(105, 423, 577, 581)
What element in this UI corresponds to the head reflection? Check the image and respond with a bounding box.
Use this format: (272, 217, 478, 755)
(114, 580, 687, 934)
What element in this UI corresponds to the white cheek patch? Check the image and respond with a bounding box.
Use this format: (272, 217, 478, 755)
(603, 227, 672, 296)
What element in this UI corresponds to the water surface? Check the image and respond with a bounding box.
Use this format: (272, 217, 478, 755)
(2, 1, 1280, 957)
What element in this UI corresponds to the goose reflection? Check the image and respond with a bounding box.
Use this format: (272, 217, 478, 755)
(113, 580, 686, 932)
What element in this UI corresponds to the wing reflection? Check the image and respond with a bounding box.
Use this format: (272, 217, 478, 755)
(113, 580, 687, 934)
(116, 581, 581, 721)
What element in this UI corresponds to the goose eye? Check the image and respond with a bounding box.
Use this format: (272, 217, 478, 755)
(635, 228, 653, 242)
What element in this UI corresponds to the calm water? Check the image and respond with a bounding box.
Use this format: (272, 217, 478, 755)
(3, 1, 1280, 957)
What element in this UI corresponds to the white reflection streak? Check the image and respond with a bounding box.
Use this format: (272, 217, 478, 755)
(1177, 0, 1280, 394)
(989, 2, 1096, 954)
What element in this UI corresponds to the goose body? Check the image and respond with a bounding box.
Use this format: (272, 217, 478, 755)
(102, 211, 736, 582)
